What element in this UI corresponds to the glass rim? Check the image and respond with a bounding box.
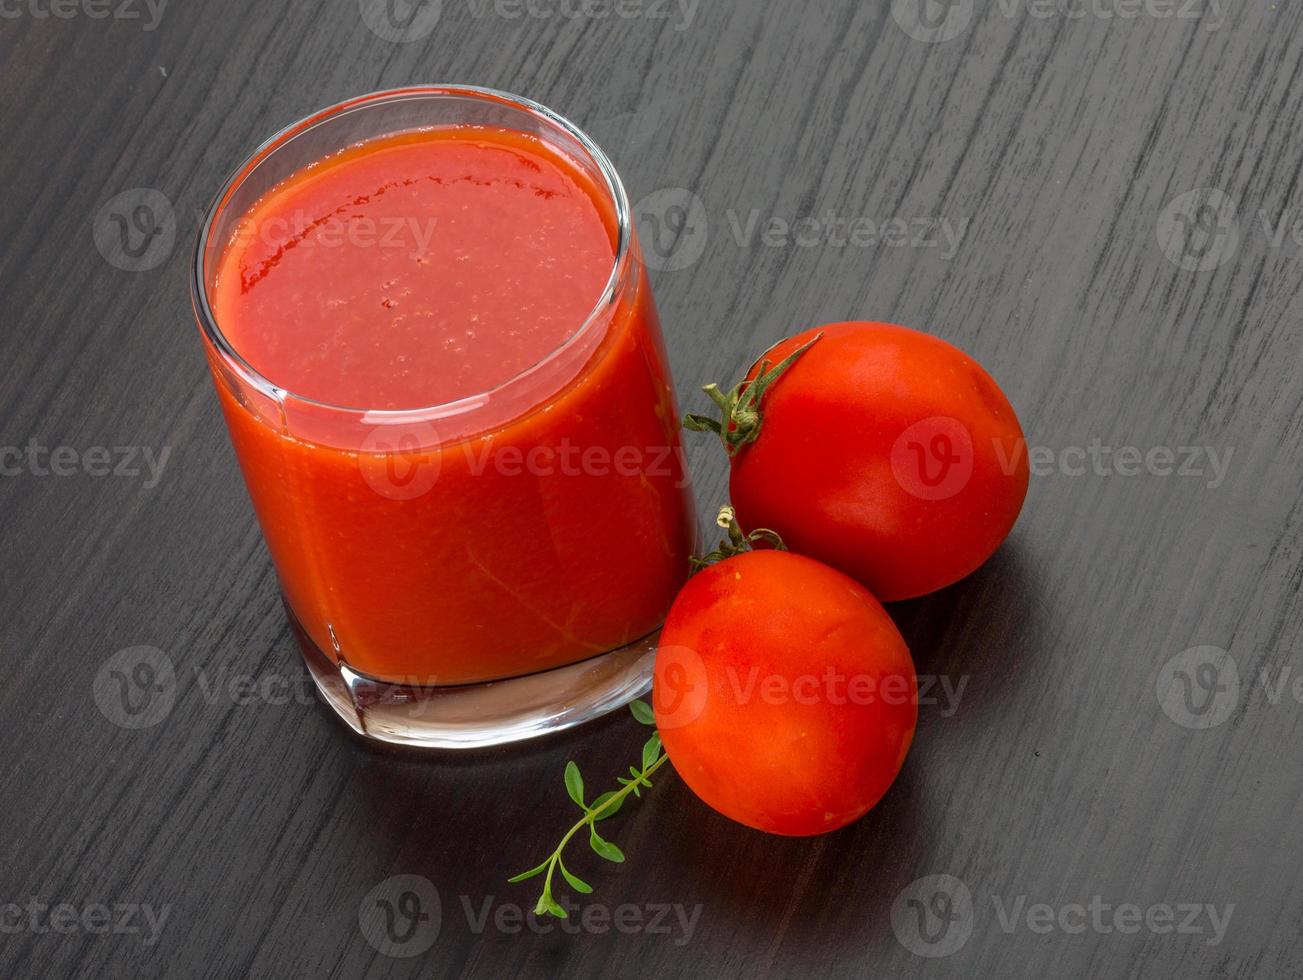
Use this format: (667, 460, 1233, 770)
(190, 84, 634, 420)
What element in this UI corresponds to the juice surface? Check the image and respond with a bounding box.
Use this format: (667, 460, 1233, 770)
(214, 128, 615, 410)
(206, 127, 696, 684)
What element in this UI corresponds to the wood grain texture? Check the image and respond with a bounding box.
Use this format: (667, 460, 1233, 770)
(2, 0, 1302, 976)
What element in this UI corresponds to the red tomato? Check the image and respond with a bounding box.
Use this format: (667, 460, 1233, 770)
(653, 549, 917, 836)
(714, 322, 1028, 601)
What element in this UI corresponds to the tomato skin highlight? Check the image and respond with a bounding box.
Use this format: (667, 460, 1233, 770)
(653, 550, 917, 836)
(729, 322, 1029, 601)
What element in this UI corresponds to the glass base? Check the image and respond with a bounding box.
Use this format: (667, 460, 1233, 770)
(286, 602, 656, 749)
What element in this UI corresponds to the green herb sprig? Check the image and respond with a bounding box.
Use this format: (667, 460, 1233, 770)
(508, 700, 668, 918)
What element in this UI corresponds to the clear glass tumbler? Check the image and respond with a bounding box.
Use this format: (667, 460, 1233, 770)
(191, 86, 697, 748)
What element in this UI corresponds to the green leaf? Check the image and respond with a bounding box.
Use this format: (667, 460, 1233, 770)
(629, 699, 656, 725)
(536, 893, 568, 919)
(564, 761, 585, 808)
(507, 860, 550, 883)
(683, 413, 722, 435)
(641, 733, 662, 771)
(590, 790, 624, 821)
(589, 828, 626, 863)
(559, 861, 594, 895)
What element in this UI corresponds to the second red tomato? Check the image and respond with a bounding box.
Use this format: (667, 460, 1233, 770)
(718, 321, 1028, 601)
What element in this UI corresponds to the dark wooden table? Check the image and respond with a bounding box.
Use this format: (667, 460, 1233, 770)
(3, 1, 1301, 976)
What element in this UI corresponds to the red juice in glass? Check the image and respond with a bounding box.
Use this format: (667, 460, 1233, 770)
(192, 87, 697, 747)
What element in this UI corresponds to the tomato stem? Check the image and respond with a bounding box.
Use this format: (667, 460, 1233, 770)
(683, 333, 822, 456)
(690, 505, 787, 572)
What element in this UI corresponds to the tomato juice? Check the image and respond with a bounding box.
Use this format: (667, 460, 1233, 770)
(199, 121, 696, 686)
